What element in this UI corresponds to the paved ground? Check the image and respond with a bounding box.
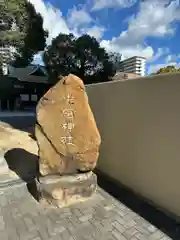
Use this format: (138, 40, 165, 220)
(0, 184, 172, 240)
(0, 114, 176, 239)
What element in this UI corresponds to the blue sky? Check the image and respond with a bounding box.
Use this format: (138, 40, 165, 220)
(30, 0, 180, 74)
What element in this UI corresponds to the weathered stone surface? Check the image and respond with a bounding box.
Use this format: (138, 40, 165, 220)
(35, 74, 101, 176)
(37, 171, 97, 208)
(0, 150, 9, 174)
(0, 122, 38, 187)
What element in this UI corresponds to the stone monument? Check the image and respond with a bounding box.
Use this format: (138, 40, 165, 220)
(35, 74, 101, 207)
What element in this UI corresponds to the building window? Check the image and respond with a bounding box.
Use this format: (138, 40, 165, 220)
(31, 94, 37, 101)
(14, 85, 24, 89)
(20, 94, 29, 101)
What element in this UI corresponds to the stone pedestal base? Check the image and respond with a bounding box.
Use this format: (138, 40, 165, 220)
(37, 171, 97, 208)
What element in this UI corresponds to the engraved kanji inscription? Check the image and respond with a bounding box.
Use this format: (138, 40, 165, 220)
(62, 122, 75, 132)
(60, 136, 74, 145)
(66, 93, 75, 104)
(63, 109, 74, 119)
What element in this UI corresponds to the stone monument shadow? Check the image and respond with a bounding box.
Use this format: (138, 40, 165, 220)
(4, 148, 40, 201)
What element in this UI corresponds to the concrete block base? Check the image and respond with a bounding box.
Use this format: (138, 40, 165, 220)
(37, 171, 97, 208)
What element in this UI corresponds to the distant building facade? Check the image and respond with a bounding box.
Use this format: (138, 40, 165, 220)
(118, 56, 146, 76)
(112, 71, 141, 81)
(8, 64, 48, 83)
(0, 64, 52, 111)
(0, 46, 15, 62)
(0, 18, 18, 74)
(0, 46, 15, 75)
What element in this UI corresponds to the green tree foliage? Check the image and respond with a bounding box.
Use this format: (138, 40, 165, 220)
(108, 52, 122, 71)
(43, 34, 116, 84)
(0, 0, 48, 67)
(0, 0, 26, 48)
(156, 65, 180, 74)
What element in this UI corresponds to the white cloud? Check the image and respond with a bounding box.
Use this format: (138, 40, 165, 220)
(28, 0, 72, 65)
(67, 6, 92, 28)
(100, 0, 180, 60)
(148, 48, 180, 74)
(101, 40, 154, 60)
(92, 0, 137, 10)
(148, 62, 180, 74)
(67, 6, 106, 40)
(28, 0, 105, 42)
(148, 48, 164, 62)
(84, 26, 105, 40)
(28, 0, 180, 73)
(165, 54, 180, 63)
(32, 52, 45, 65)
(148, 50, 180, 74)
(28, 0, 106, 65)
(28, 0, 70, 44)
(148, 47, 170, 63)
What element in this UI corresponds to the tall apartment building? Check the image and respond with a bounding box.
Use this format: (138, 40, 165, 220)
(0, 46, 15, 74)
(118, 56, 146, 76)
(0, 19, 17, 74)
(0, 46, 15, 61)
